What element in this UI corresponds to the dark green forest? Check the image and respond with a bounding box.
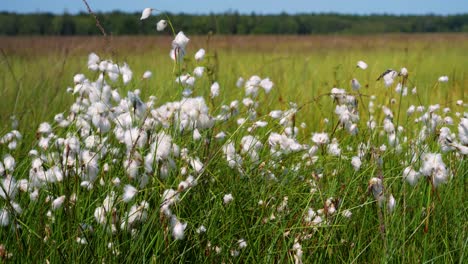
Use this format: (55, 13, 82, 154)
(1, 11, 467, 35)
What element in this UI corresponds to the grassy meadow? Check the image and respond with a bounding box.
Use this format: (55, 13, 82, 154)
(0, 34, 467, 263)
(1, 34, 467, 134)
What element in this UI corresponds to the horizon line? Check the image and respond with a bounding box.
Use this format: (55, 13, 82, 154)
(2, 10, 468, 17)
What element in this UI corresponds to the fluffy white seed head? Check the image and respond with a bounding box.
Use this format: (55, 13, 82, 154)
(387, 194, 396, 213)
(238, 239, 247, 249)
(342, 209, 352, 218)
(223, 193, 234, 205)
(312, 133, 329, 145)
(52, 195, 66, 211)
(438, 76, 449, 83)
(38, 122, 52, 135)
(403, 166, 420, 186)
(0, 209, 10, 226)
(193, 66, 204, 77)
(351, 78, 361, 90)
(156, 20, 167, 31)
(357, 60, 368, 70)
(171, 217, 187, 240)
(400, 67, 408, 76)
(123, 185, 138, 203)
(142, 70, 152, 79)
(459, 118, 468, 145)
(3, 155, 15, 172)
(140, 8, 152, 20)
(196, 225, 206, 234)
(420, 153, 449, 187)
(194, 48, 206, 61)
(173, 31, 190, 50)
(351, 156, 362, 171)
(210, 82, 220, 98)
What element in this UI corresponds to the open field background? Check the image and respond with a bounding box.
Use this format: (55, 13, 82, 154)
(0, 34, 467, 262)
(1, 34, 467, 135)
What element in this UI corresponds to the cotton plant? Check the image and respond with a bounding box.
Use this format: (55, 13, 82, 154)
(170, 31, 190, 62)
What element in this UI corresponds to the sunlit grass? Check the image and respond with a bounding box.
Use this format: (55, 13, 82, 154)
(0, 35, 466, 263)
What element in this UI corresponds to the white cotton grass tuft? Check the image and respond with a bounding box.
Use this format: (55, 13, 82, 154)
(173, 32, 190, 50)
(403, 166, 420, 186)
(244, 75, 274, 97)
(269, 110, 283, 119)
(438, 76, 449, 83)
(194, 48, 206, 61)
(156, 20, 167, 31)
(189, 157, 204, 174)
(3, 154, 15, 172)
(210, 82, 220, 98)
(407, 105, 415, 115)
(38, 122, 52, 135)
(238, 239, 247, 249)
(88, 52, 100, 70)
(170, 32, 190, 62)
(351, 156, 362, 171)
(260, 78, 274, 93)
(171, 216, 187, 240)
(11, 202, 22, 215)
(458, 118, 468, 145)
(196, 225, 207, 234)
(142, 71, 152, 79)
(123, 184, 138, 203)
(387, 194, 396, 213)
(327, 138, 341, 156)
(268, 133, 303, 153)
(223, 193, 234, 205)
(342, 209, 352, 218)
(351, 78, 361, 90)
(380, 70, 398, 87)
(0, 175, 17, 200)
(400, 67, 408, 76)
(452, 143, 468, 155)
(236, 77, 245, 88)
(120, 63, 133, 85)
(193, 66, 204, 77)
(51, 195, 66, 211)
(0, 209, 10, 226)
(140, 8, 153, 20)
(292, 240, 303, 264)
(215, 132, 226, 140)
(420, 153, 449, 187)
(193, 129, 202, 141)
(311, 132, 329, 145)
(357, 60, 368, 70)
(73, 74, 86, 84)
(223, 142, 242, 169)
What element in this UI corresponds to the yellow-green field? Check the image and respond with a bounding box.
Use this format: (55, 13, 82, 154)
(0, 34, 467, 262)
(1, 34, 467, 133)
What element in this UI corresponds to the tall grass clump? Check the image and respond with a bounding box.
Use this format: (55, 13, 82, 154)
(0, 7, 466, 263)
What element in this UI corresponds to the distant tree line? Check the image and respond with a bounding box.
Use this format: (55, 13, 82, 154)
(1, 11, 467, 35)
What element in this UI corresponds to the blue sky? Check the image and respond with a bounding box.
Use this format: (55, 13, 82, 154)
(2, 0, 467, 15)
